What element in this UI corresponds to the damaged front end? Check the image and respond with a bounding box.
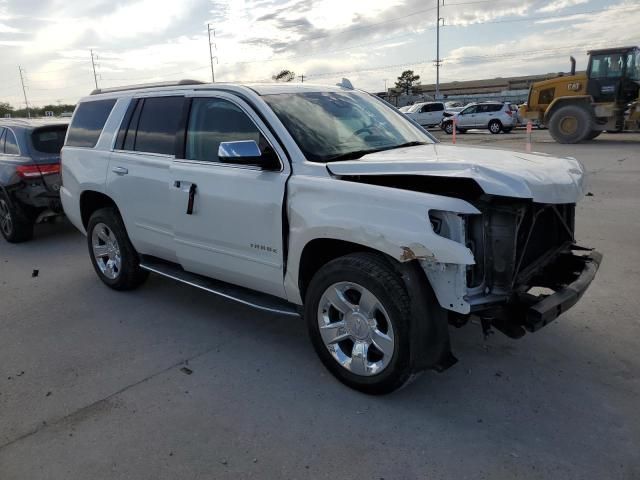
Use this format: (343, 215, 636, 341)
(450, 199, 602, 338)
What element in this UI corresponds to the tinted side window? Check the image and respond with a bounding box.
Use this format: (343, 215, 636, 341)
(490, 104, 503, 112)
(134, 97, 183, 155)
(4, 129, 20, 155)
(186, 98, 266, 163)
(66, 99, 116, 148)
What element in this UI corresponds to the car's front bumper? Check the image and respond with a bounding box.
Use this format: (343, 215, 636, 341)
(477, 247, 602, 338)
(519, 249, 602, 332)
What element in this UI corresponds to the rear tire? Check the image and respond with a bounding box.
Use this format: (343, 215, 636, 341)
(488, 120, 502, 134)
(0, 193, 34, 243)
(87, 207, 148, 290)
(548, 104, 593, 144)
(304, 252, 415, 395)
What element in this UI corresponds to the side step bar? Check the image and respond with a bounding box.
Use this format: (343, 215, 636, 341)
(139, 256, 301, 317)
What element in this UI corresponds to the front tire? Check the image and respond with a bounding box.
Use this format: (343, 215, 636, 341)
(0, 194, 33, 243)
(87, 207, 148, 290)
(304, 253, 414, 395)
(443, 122, 454, 134)
(548, 104, 593, 144)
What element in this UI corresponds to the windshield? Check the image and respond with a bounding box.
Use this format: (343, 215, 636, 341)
(263, 91, 433, 162)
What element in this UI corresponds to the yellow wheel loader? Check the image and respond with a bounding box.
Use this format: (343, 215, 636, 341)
(520, 46, 640, 143)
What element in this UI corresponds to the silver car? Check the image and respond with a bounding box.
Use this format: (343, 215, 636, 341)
(441, 102, 516, 134)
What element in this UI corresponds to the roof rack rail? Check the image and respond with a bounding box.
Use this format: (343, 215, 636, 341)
(90, 79, 206, 95)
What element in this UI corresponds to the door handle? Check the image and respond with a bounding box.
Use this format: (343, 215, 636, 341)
(112, 166, 128, 175)
(186, 183, 197, 215)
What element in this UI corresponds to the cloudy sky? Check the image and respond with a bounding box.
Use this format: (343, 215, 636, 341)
(1, 0, 639, 107)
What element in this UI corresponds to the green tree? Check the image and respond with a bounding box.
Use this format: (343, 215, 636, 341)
(272, 69, 296, 82)
(395, 70, 421, 95)
(0, 102, 14, 117)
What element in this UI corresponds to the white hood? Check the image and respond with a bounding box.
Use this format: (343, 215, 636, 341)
(326, 144, 587, 204)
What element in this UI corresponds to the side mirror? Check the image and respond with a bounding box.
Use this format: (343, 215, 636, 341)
(218, 140, 280, 170)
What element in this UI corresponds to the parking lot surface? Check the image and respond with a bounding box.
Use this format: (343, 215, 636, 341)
(1, 130, 639, 479)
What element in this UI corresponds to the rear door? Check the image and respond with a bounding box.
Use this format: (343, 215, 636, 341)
(107, 95, 184, 262)
(170, 92, 289, 298)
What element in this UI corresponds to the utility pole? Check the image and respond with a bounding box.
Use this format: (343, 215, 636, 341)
(434, 0, 444, 100)
(18, 66, 30, 119)
(298, 74, 305, 83)
(383, 78, 388, 92)
(208, 24, 217, 83)
(90, 49, 99, 90)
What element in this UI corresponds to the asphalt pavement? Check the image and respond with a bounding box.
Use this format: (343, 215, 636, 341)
(1, 129, 639, 479)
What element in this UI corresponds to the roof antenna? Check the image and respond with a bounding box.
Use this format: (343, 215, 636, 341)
(337, 78, 354, 90)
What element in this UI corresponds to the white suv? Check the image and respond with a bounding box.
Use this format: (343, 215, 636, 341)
(61, 80, 601, 394)
(402, 101, 446, 127)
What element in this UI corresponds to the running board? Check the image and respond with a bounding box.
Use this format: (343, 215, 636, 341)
(139, 256, 301, 317)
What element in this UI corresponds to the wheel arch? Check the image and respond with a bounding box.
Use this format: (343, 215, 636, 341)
(300, 240, 456, 373)
(80, 190, 120, 230)
(544, 95, 593, 124)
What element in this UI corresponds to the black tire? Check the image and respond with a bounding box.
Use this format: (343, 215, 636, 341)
(443, 121, 454, 134)
(87, 207, 148, 290)
(0, 193, 34, 243)
(304, 252, 414, 395)
(488, 120, 502, 134)
(586, 129, 602, 140)
(548, 104, 593, 144)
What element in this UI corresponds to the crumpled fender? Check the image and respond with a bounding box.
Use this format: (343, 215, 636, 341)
(284, 175, 479, 304)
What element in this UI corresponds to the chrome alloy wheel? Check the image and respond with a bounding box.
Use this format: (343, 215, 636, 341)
(0, 199, 13, 237)
(489, 121, 501, 133)
(317, 282, 395, 376)
(91, 222, 122, 280)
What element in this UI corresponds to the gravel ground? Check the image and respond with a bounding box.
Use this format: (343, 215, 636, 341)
(1, 129, 639, 480)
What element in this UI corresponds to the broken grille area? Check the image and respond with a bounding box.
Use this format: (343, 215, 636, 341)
(467, 200, 576, 299)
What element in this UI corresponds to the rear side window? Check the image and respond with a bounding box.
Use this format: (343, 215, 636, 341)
(66, 99, 116, 148)
(132, 97, 183, 155)
(4, 129, 20, 155)
(32, 125, 68, 154)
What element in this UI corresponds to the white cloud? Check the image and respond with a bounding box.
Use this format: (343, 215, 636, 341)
(1, 0, 639, 107)
(537, 0, 589, 13)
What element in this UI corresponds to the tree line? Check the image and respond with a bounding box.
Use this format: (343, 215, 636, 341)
(0, 102, 76, 118)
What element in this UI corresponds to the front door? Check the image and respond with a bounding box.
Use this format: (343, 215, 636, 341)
(170, 93, 290, 298)
(457, 105, 477, 128)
